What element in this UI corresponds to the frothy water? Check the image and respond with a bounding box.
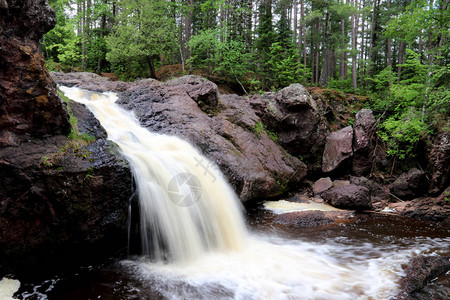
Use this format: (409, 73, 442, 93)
(0, 277, 20, 300)
(59, 86, 449, 299)
(60, 86, 247, 263)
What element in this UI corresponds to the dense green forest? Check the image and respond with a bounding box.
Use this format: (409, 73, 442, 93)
(43, 0, 449, 160)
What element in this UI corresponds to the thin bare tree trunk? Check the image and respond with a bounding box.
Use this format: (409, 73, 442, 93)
(185, 0, 194, 72)
(359, 0, 366, 81)
(351, 0, 358, 92)
(293, 0, 298, 44)
(397, 41, 405, 80)
(340, 0, 345, 78)
(368, 0, 378, 75)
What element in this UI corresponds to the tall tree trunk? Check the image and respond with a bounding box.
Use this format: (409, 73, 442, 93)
(81, 0, 87, 70)
(386, 0, 392, 67)
(147, 56, 157, 79)
(339, 0, 346, 79)
(351, 0, 358, 92)
(301, 0, 307, 85)
(97, 0, 108, 74)
(185, 0, 194, 72)
(319, 8, 331, 87)
(397, 41, 405, 80)
(368, 0, 378, 76)
(359, 0, 366, 82)
(293, 0, 298, 44)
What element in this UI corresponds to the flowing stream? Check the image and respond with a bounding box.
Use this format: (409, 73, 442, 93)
(38, 86, 450, 300)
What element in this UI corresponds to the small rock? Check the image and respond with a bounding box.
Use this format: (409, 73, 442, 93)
(313, 177, 333, 195)
(322, 184, 372, 210)
(332, 180, 351, 188)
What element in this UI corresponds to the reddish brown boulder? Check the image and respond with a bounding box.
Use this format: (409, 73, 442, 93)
(322, 184, 372, 210)
(390, 168, 428, 201)
(352, 109, 376, 175)
(0, 0, 70, 146)
(322, 126, 354, 173)
(248, 84, 329, 174)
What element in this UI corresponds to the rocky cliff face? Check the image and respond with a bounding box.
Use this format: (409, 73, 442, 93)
(0, 1, 132, 277)
(53, 73, 308, 202)
(0, 0, 70, 146)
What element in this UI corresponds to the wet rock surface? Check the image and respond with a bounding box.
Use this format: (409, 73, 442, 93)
(273, 210, 356, 227)
(395, 254, 450, 300)
(53, 73, 307, 201)
(0, 103, 132, 277)
(0, 2, 132, 276)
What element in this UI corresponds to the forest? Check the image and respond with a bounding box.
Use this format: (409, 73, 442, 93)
(43, 0, 449, 161)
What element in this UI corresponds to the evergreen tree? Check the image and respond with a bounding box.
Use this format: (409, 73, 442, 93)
(105, 0, 177, 79)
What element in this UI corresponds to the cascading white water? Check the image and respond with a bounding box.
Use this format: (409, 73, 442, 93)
(60, 86, 247, 262)
(60, 86, 449, 300)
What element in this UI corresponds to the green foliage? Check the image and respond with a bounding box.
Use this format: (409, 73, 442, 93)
(327, 77, 355, 94)
(252, 121, 278, 142)
(252, 121, 265, 138)
(268, 42, 306, 89)
(378, 108, 429, 159)
(41, 156, 53, 168)
(368, 50, 449, 160)
(106, 0, 177, 79)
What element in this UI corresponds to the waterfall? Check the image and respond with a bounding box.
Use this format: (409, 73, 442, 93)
(59, 86, 449, 300)
(60, 86, 247, 263)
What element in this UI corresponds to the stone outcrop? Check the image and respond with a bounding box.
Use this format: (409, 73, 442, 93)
(0, 0, 70, 147)
(322, 126, 354, 173)
(322, 184, 372, 210)
(352, 109, 376, 175)
(0, 102, 132, 276)
(0, 1, 132, 276)
(390, 168, 428, 201)
(249, 84, 329, 174)
(53, 73, 307, 202)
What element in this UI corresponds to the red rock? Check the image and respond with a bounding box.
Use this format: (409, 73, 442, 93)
(322, 126, 354, 173)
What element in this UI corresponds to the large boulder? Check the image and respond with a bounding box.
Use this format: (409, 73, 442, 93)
(57, 74, 307, 202)
(0, 102, 132, 277)
(249, 84, 329, 174)
(390, 168, 428, 201)
(352, 109, 376, 175)
(322, 184, 372, 210)
(322, 126, 354, 173)
(0, 0, 70, 147)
